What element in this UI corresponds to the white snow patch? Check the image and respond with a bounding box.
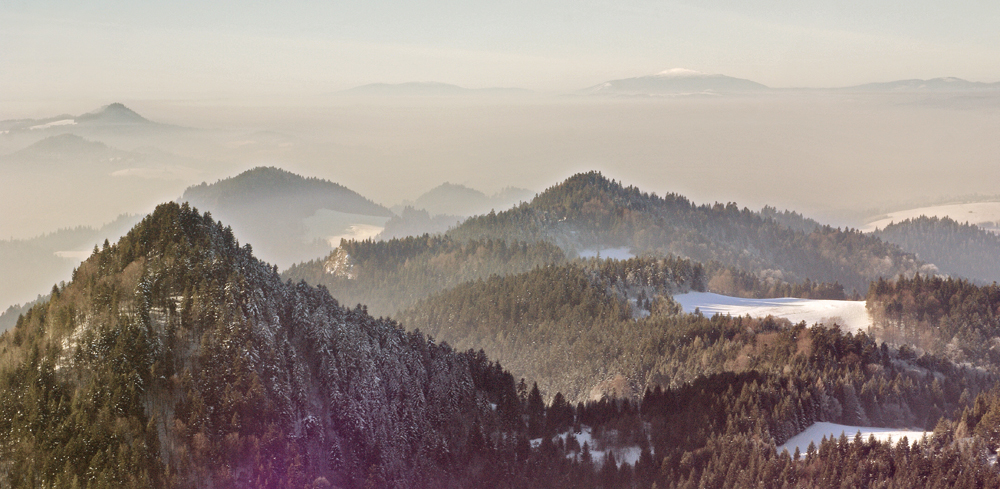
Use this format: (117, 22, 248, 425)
(778, 422, 929, 455)
(657, 68, 705, 77)
(302, 209, 390, 245)
(326, 224, 384, 246)
(54, 250, 93, 260)
(673, 292, 871, 332)
(579, 247, 635, 261)
(29, 119, 76, 130)
(532, 426, 645, 467)
(864, 201, 1000, 234)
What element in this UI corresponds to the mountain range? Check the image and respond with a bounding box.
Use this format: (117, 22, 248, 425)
(331, 72, 1000, 98)
(5, 195, 1000, 487)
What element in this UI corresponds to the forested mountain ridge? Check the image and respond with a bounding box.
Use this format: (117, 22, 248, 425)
(0, 202, 539, 488)
(448, 172, 926, 293)
(872, 215, 1000, 283)
(3, 202, 1000, 487)
(282, 234, 567, 317)
(281, 229, 847, 321)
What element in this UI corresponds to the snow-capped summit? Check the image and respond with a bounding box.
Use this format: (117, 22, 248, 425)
(656, 68, 706, 77)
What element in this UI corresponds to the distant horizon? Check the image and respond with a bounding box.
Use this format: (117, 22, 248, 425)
(5, 69, 1000, 120)
(4, 1, 1000, 112)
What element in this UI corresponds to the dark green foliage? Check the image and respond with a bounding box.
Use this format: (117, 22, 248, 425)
(399, 257, 708, 402)
(378, 206, 461, 240)
(703, 262, 847, 299)
(282, 234, 566, 317)
(867, 274, 1000, 367)
(448, 171, 923, 294)
(874, 215, 1000, 283)
(0, 202, 533, 489)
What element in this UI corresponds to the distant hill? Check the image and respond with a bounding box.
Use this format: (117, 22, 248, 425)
(842, 77, 1000, 92)
(449, 171, 926, 293)
(872, 215, 1000, 283)
(583, 68, 770, 96)
(74, 102, 152, 124)
(376, 206, 462, 240)
(398, 182, 534, 217)
(0, 102, 159, 133)
(179, 167, 394, 267)
(6, 134, 139, 174)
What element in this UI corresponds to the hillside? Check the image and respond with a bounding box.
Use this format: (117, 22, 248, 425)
(872, 215, 1000, 283)
(0, 214, 142, 316)
(0, 202, 535, 488)
(282, 234, 567, 317)
(179, 167, 394, 268)
(449, 172, 925, 294)
(3, 202, 999, 487)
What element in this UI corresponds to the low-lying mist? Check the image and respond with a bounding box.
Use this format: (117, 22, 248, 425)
(2, 91, 999, 309)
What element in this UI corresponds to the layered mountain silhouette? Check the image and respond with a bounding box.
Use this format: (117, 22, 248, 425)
(179, 167, 394, 268)
(0, 103, 159, 133)
(448, 171, 926, 293)
(583, 69, 770, 96)
(842, 77, 1000, 92)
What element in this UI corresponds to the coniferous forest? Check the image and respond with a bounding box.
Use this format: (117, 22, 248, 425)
(7, 172, 1000, 488)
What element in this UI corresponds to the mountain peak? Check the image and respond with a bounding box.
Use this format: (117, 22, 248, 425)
(75, 102, 150, 124)
(18, 133, 109, 154)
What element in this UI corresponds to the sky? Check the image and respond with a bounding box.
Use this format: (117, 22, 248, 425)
(3, 0, 1000, 114)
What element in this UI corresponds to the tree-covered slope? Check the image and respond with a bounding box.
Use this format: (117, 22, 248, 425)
(866, 274, 1000, 368)
(3, 203, 998, 488)
(282, 235, 567, 317)
(872, 215, 1000, 283)
(449, 172, 925, 293)
(398, 256, 853, 403)
(0, 202, 530, 489)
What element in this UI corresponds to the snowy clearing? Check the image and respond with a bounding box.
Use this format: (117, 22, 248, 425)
(578, 247, 635, 260)
(29, 119, 77, 130)
(863, 201, 1000, 233)
(673, 292, 870, 332)
(302, 209, 391, 245)
(54, 250, 93, 260)
(778, 422, 929, 455)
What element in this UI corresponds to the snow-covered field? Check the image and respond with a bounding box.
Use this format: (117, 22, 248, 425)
(673, 292, 871, 332)
(302, 209, 391, 245)
(863, 201, 1000, 233)
(778, 422, 929, 455)
(578, 247, 635, 260)
(29, 119, 76, 130)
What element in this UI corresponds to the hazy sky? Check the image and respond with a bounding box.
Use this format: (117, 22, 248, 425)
(3, 0, 1000, 114)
